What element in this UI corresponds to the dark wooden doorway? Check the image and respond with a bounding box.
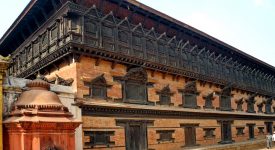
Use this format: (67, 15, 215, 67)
(219, 120, 233, 144)
(116, 120, 153, 150)
(185, 126, 196, 146)
(181, 123, 199, 147)
(128, 124, 143, 150)
(247, 124, 255, 139)
(265, 122, 273, 134)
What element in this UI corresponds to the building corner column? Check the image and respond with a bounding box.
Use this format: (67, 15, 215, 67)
(0, 57, 9, 150)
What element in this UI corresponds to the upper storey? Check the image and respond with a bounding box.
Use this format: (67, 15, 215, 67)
(0, 0, 274, 97)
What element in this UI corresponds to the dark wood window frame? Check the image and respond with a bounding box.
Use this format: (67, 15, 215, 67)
(84, 131, 115, 148)
(217, 85, 233, 111)
(265, 97, 273, 114)
(235, 98, 244, 111)
(156, 130, 175, 143)
(178, 81, 200, 109)
(84, 74, 112, 100)
(114, 67, 153, 105)
(156, 85, 174, 106)
(203, 128, 216, 139)
(246, 94, 256, 113)
(257, 102, 264, 113)
(236, 127, 245, 136)
(203, 92, 215, 109)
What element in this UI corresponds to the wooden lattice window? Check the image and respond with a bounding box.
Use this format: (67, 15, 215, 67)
(257, 102, 264, 113)
(219, 85, 232, 111)
(102, 25, 114, 38)
(84, 131, 115, 148)
(33, 39, 40, 56)
(156, 130, 175, 143)
(203, 92, 215, 109)
(41, 32, 48, 47)
(236, 127, 245, 136)
(235, 98, 244, 111)
(157, 85, 174, 105)
(179, 81, 199, 109)
(203, 128, 215, 138)
(84, 74, 111, 99)
(118, 30, 129, 43)
(246, 94, 256, 113)
(85, 20, 97, 35)
(265, 98, 273, 114)
(132, 35, 142, 47)
(51, 26, 58, 40)
(114, 68, 149, 104)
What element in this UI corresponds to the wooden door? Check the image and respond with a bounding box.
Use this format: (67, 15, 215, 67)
(126, 124, 147, 150)
(185, 126, 196, 146)
(248, 125, 254, 139)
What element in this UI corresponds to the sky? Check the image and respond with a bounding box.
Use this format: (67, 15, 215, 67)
(0, 0, 274, 67)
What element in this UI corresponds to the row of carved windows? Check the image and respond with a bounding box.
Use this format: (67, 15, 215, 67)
(84, 122, 273, 148)
(84, 68, 274, 114)
(82, 11, 275, 94)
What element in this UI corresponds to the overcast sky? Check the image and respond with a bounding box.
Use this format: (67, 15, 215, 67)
(0, 0, 274, 67)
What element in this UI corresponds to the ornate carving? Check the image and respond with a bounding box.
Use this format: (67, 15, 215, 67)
(124, 67, 148, 83)
(156, 85, 174, 105)
(235, 98, 244, 111)
(56, 74, 74, 86)
(203, 92, 215, 109)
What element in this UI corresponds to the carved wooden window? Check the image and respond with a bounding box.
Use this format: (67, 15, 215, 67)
(114, 68, 148, 104)
(156, 130, 175, 143)
(219, 86, 232, 111)
(85, 21, 97, 35)
(157, 85, 173, 105)
(265, 98, 272, 114)
(257, 103, 263, 113)
(246, 94, 256, 113)
(236, 98, 244, 111)
(84, 74, 110, 99)
(258, 127, 264, 134)
(146, 40, 155, 51)
(26, 46, 32, 61)
(203, 92, 215, 109)
(179, 81, 199, 109)
(102, 25, 114, 38)
(218, 120, 233, 144)
(132, 35, 142, 47)
(203, 128, 215, 138)
(84, 131, 115, 148)
(118, 30, 129, 44)
(51, 26, 58, 40)
(41, 32, 48, 47)
(236, 127, 245, 136)
(33, 39, 40, 57)
(20, 50, 26, 64)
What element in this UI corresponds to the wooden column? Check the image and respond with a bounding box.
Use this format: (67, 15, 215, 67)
(0, 57, 9, 150)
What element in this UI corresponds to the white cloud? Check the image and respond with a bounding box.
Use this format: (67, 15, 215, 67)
(184, 12, 231, 43)
(253, 0, 265, 7)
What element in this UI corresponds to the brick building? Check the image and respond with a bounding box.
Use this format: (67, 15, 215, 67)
(1, 0, 275, 149)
